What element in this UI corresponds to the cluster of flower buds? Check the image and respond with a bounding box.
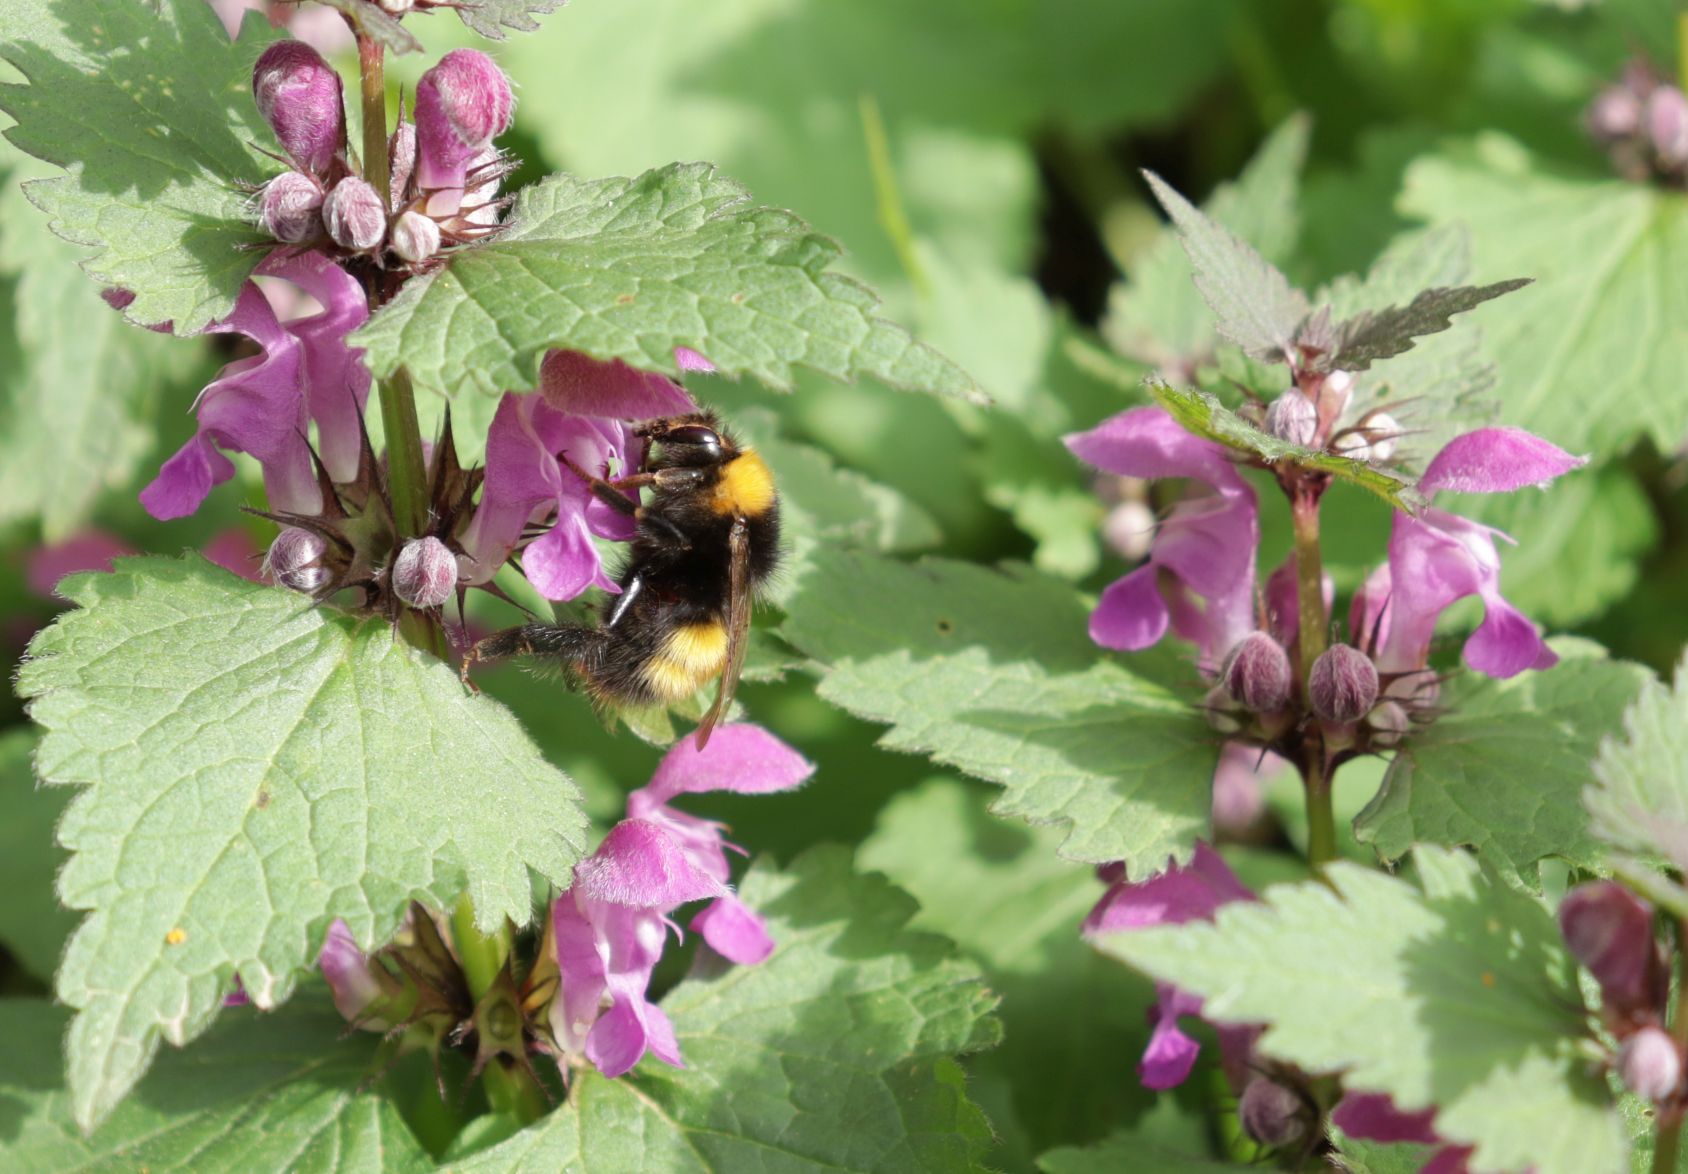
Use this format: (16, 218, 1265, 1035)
(1587, 61, 1688, 185)
(253, 43, 516, 269)
(1558, 882, 1680, 1103)
(317, 725, 812, 1085)
(1069, 398, 1582, 792)
(1250, 364, 1403, 467)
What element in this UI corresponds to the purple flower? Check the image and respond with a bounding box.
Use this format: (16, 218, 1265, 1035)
(141, 281, 318, 520)
(319, 918, 394, 1031)
(457, 393, 638, 598)
(627, 724, 815, 963)
(539, 349, 704, 420)
(1065, 407, 1259, 670)
(1332, 1092, 1474, 1172)
(141, 253, 370, 520)
(547, 724, 812, 1078)
(1376, 428, 1584, 679)
(26, 530, 134, 598)
(1083, 843, 1256, 1089)
(251, 40, 344, 176)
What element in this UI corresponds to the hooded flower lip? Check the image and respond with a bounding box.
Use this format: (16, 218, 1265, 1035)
(457, 392, 637, 599)
(539, 349, 705, 420)
(414, 49, 514, 217)
(251, 40, 344, 177)
(1083, 843, 1256, 1089)
(140, 281, 318, 521)
(1065, 407, 1259, 667)
(1377, 427, 1583, 680)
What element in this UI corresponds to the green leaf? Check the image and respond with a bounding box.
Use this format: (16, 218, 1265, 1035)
(859, 779, 1158, 1162)
(1105, 847, 1624, 1174)
(352, 162, 981, 403)
(1587, 650, 1688, 874)
(1105, 115, 1311, 371)
(1328, 1136, 1435, 1174)
(16, 556, 586, 1130)
(1327, 278, 1531, 371)
(455, 0, 566, 39)
(315, 0, 422, 54)
(1398, 134, 1688, 455)
(1141, 171, 1309, 362)
(779, 548, 1219, 870)
(1146, 381, 1423, 511)
(0, 0, 284, 332)
(1355, 642, 1652, 875)
(0, 146, 205, 538)
(0, 994, 431, 1172)
(1039, 1135, 1248, 1173)
(0, 728, 76, 982)
(450, 847, 1001, 1172)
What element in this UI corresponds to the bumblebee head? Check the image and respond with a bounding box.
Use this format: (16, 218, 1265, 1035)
(640, 413, 735, 468)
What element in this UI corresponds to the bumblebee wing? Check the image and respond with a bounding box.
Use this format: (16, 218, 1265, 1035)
(697, 514, 752, 749)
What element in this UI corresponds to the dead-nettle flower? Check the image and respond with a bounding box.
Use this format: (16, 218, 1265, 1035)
(1558, 880, 1665, 1019)
(414, 49, 515, 218)
(550, 725, 813, 1077)
(1331, 1092, 1474, 1173)
(140, 252, 370, 519)
(1083, 844, 1257, 1089)
(252, 40, 344, 177)
(1586, 60, 1688, 183)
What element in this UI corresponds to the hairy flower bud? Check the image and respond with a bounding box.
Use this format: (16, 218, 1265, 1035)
(1619, 1027, 1681, 1101)
(1310, 644, 1379, 724)
(388, 117, 417, 207)
(266, 527, 328, 594)
(390, 209, 441, 263)
(1265, 389, 1318, 446)
(323, 177, 387, 252)
(1589, 85, 1643, 142)
(252, 41, 344, 176)
(1320, 369, 1354, 419)
(1222, 632, 1292, 714)
(377, 0, 414, 12)
(1365, 700, 1410, 748)
(1239, 1077, 1306, 1147)
(259, 171, 323, 243)
(1648, 86, 1688, 167)
(415, 49, 514, 216)
(1559, 881, 1658, 1012)
(392, 536, 457, 608)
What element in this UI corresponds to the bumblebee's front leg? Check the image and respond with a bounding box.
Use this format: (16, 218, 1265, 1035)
(460, 623, 604, 687)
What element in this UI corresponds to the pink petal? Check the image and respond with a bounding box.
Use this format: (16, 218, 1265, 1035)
(1083, 843, 1253, 938)
(574, 819, 727, 908)
(522, 512, 620, 600)
(692, 894, 775, 965)
(1463, 594, 1556, 678)
(551, 893, 610, 1055)
(141, 433, 237, 520)
(202, 529, 264, 582)
(1139, 984, 1205, 1089)
(675, 346, 714, 373)
(1330, 1092, 1439, 1144)
(1419, 427, 1586, 496)
(26, 530, 134, 598)
(318, 920, 387, 1029)
(540, 349, 698, 419)
(1090, 566, 1170, 651)
(1065, 407, 1243, 490)
(635, 724, 815, 810)
(1211, 742, 1280, 836)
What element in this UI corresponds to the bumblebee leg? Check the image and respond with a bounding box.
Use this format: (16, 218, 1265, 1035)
(556, 454, 649, 517)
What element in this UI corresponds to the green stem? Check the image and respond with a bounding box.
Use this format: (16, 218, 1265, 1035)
(1290, 487, 1328, 679)
(1654, 918, 1688, 1174)
(357, 34, 389, 203)
(450, 896, 546, 1124)
(483, 1062, 549, 1124)
(377, 368, 429, 539)
(1303, 740, 1336, 869)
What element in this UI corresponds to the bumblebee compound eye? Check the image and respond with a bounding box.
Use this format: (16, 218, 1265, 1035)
(662, 424, 722, 449)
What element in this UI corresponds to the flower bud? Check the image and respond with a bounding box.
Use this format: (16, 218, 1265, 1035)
(392, 536, 457, 608)
(1239, 1077, 1306, 1147)
(1559, 881, 1658, 1012)
(390, 209, 441, 263)
(1619, 1026, 1681, 1101)
(377, 0, 414, 11)
(259, 171, 323, 243)
(1364, 700, 1410, 748)
(415, 50, 514, 216)
(1320, 369, 1353, 419)
(252, 41, 344, 176)
(1309, 644, 1379, 724)
(319, 920, 392, 1031)
(322, 177, 387, 252)
(1265, 390, 1317, 446)
(1102, 499, 1155, 562)
(1648, 86, 1688, 167)
(265, 527, 328, 594)
(1202, 683, 1244, 735)
(1221, 632, 1293, 714)
(1588, 85, 1643, 142)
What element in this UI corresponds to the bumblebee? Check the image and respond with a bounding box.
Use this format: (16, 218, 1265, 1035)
(464, 411, 780, 747)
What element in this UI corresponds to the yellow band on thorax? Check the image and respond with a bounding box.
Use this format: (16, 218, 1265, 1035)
(712, 449, 776, 517)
